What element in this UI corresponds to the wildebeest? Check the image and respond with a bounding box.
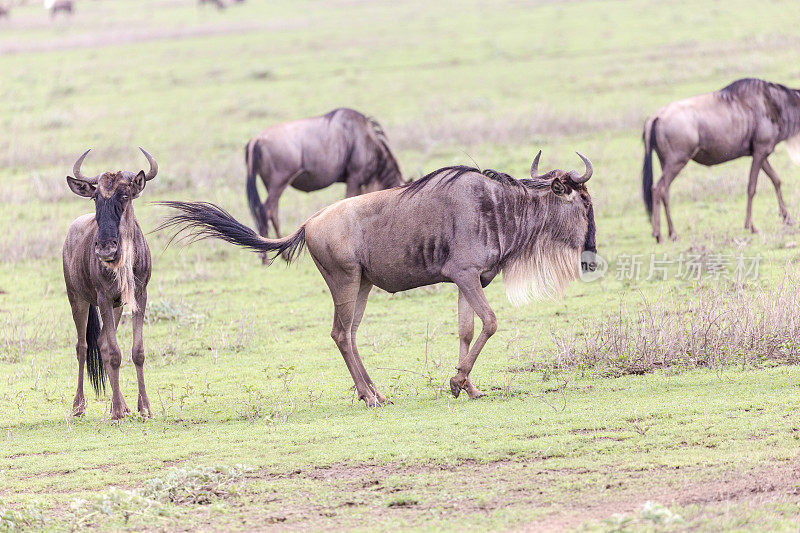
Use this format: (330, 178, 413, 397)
(63, 148, 157, 420)
(47, 0, 73, 16)
(198, 0, 225, 9)
(245, 108, 405, 244)
(643, 78, 800, 242)
(159, 152, 596, 406)
(0, 6, 9, 17)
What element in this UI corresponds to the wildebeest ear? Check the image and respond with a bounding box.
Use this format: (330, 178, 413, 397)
(130, 170, 146, 198)
(551, 178, 568, 196)
(66, 176, 96, 198)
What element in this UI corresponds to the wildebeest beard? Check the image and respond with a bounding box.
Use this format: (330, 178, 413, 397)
(95, 174, 138, 312)
(498, 181, 592, 305)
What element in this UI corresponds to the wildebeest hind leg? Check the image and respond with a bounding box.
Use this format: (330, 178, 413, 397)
(321, 266, 385, 406)
(449, 278, 497, 398)
(761, 158, 792, 225)
(652, 160, 687, 243)
(266, 170, 304, 262)
(456, 289, 485, 399)
(68, 295, 89, 416)
(350, 278, 387, 404)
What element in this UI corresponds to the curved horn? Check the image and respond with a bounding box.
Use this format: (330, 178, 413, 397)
(569, 152, 593, 184)
(72, 149, 99, 183)
(139, 147, 158, 181)
(529, 150, 543, 179)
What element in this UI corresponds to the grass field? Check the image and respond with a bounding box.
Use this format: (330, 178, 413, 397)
(3, 0, 800, 530)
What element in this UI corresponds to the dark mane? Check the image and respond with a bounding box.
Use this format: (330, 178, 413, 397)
(400, 165, 551, 197)
(717, 78, 798, 101)
(367, 116, 403, 188)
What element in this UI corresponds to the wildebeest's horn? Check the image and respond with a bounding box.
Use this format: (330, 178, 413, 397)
(529, 150, 543, 179)
(139, 147, 158, 181)
(569, 152, 593, 184)
(73, 149, 99, 184)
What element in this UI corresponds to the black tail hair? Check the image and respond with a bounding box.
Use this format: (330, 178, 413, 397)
(642, 117, 658, 215)
(245, 140, 269, 236)
(156, 201, 306, 262)
(86, 304, 106, 395)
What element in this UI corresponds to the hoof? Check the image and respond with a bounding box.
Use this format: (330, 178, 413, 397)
(467, 389, 486, 400)
(669, 233, 679, 242)
(363, 397, 385, 408)
(653, 235, 662, 244)
(449, 377, 463, 398)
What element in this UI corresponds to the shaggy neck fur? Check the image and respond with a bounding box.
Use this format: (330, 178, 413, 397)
(101, 204, 138, 312)
(499, 193, 583, 305)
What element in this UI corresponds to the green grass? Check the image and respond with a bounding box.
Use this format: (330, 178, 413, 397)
(3, 0, 800, 530)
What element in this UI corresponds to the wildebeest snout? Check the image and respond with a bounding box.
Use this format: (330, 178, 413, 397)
(94, 239, 119, 262)
(581, 251, 598, 272)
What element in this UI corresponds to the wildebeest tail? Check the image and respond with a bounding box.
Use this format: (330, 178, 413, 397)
(245, 140, 269, 236)
(156, 201, 306, 262)
(642, 117, 658, 215)
(86, 304, 106, 395)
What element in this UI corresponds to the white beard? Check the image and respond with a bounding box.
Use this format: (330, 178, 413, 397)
(502, 242, 580, 306)
(785, 133, 800, 166)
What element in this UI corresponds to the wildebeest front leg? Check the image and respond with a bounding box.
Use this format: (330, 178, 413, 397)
(98, 296, 130, 420)
(745, 153, 767, 233)
(68, 295, 89, 416)
(132, 290, 152, 418)
(761, 158, 793, 225)
(449, 279, 497, 398)
(456, 289, 485, 399)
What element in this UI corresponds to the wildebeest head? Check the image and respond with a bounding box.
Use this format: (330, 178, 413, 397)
(527, 151, 596, 272)
(66, 148, 158, 264)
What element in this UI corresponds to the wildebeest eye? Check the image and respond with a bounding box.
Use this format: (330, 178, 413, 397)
(551, 179, 568, 196)
(120, 195, 129, 201)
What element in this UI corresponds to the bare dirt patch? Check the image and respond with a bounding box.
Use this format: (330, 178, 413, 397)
(238, 458, 800, 531)
(0, 19, 306, 55)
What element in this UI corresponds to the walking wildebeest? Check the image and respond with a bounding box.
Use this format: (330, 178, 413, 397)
(159, 152, 597, 406)
(643, 78, 800, 242)
(63, 148, 158, 420)
(245, 108, 405, 245)
(48, 0, 73, 16)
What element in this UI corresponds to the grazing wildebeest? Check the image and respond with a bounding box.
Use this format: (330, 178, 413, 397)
(198, 0, 225, 9)
(643, 78, 800, 242)
(159, 152, 597, 406)
(0, 6, 9, 17)
(48, 0, 73, 16)
(63, 148, 158, 420)
(245, 108, 405, 245)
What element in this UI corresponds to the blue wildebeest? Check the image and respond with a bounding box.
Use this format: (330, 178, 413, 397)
(63, 149, 157, 420)
(245, 108, 405, 245)
(643, 78, 800, 242)
(159, 152, 597, 407)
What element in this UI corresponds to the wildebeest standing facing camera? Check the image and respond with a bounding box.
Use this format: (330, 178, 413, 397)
(160, 152, 597, 407)
(62, 148, 157, 420)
